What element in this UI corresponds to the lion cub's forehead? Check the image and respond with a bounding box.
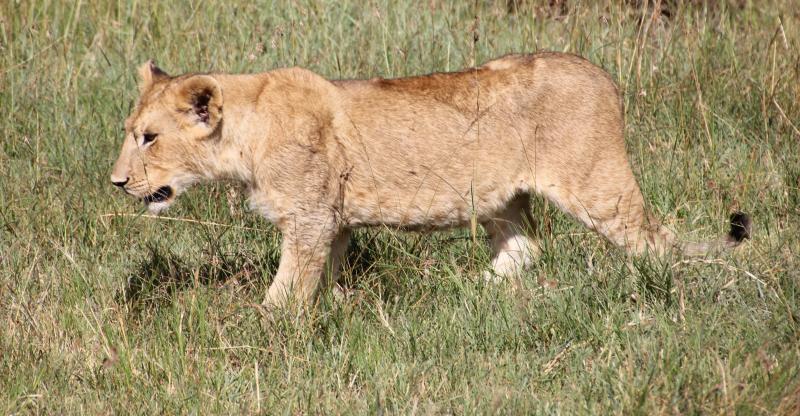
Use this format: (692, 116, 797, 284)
(125, 107, 173, 133)
(125, 82, 176, 132)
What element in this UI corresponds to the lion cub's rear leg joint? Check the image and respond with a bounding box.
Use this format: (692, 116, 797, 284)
(482, 194, 540, 283)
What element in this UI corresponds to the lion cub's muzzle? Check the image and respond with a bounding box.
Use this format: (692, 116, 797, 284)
(112, 177, 174, 205)
(142, 186, 173, 203)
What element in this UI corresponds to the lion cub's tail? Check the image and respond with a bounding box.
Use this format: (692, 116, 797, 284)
(676, 212, 751, 257)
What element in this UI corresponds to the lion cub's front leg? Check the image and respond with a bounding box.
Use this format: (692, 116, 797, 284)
(263, 217, 338, 309)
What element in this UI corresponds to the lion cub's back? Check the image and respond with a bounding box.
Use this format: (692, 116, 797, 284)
(332, 53, 624, 228)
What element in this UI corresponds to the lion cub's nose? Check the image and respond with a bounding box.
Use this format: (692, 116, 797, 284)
(111, 176, 129, 187)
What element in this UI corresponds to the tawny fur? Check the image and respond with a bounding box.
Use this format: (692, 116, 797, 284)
(111, 53, 749, 307)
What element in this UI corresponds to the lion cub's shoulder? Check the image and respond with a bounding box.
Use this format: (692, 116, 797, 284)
(256, 67, 342, 113)
(263, 67, 337, 95)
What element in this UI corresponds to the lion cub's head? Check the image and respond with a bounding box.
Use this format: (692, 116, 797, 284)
(110, 61, 223, 213)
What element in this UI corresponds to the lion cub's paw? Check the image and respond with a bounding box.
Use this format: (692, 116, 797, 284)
(482, 270, 505, 284)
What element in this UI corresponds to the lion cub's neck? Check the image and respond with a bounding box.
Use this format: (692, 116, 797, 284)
(200, 69, 342, 190)
(199, 73, 270, 185)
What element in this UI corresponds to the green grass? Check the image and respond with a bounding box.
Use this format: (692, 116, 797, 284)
(1, 0, 799, 414)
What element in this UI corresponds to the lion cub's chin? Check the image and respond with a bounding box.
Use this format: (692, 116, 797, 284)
(146, 201, 172, 215)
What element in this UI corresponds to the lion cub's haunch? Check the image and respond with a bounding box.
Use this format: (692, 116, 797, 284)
(111, 53, 750, 307)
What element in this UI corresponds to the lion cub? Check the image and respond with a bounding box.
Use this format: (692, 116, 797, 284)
(111, 53, 749, 307)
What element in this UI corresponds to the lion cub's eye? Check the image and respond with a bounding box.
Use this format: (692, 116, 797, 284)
(142, 133, 158, 145)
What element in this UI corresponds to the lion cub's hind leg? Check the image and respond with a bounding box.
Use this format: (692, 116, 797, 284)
(540, 156, 675, 257)
(481, 194, 541, 283)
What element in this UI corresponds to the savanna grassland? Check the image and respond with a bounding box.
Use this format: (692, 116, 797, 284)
(1, 1, 799, 414)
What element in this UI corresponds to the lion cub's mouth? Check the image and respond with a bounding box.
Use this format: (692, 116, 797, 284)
(142, 186, 173, 204)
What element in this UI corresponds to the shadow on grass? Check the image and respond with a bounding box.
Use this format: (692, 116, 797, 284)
(116, 235, 394, 312)
(116, 231, 483, 315)
(340, 230, 489, 306)
(116, 242, 275, 315)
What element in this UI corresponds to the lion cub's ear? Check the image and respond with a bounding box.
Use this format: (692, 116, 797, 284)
(173, 75, 224, 135)
(137, 59, 169, 93)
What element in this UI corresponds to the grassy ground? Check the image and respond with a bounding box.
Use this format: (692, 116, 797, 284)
(1, 0, 799, 414)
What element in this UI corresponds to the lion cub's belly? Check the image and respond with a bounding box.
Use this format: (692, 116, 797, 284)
(341, 177, 527, 229)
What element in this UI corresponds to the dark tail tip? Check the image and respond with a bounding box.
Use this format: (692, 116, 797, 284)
(728, 211, 751, 242)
